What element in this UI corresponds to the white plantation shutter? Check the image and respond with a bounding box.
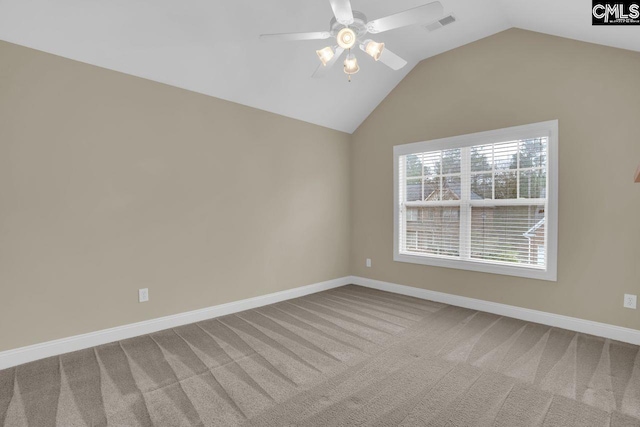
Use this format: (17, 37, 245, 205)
(394, 121, 558, 281)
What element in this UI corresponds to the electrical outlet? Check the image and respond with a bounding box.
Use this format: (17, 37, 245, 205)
(366, 258, 372, 268)
(624, 294, 637, 309)
(139, 288, 149, 303)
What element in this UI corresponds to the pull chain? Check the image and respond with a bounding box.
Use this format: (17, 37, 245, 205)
(348, 48, 351, 83)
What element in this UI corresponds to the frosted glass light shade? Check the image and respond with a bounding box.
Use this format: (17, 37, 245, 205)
(316, 46, 335, 66)
(365, 40, 385, 61)
(343, 54, 359, 75)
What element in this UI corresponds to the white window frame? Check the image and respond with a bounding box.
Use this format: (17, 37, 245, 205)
(393, 120, 558, 281)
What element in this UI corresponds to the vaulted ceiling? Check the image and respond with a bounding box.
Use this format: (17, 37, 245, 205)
(0, 0, 638, 133)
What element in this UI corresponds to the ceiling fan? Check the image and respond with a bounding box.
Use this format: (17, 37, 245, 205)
(260, 0, 444, 81)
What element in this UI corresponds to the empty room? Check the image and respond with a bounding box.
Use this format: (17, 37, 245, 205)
(1, 0, 640, 425)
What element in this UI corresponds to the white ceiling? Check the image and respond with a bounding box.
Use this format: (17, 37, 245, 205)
(0, 0, 638, 133)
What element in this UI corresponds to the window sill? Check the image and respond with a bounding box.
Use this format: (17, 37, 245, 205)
(394, 252, 557, 281)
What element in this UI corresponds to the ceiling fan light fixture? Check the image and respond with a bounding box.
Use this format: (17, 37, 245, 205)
(260, 0, 414, 79)
(316, 46, 335, 66)
(364, 40, 385, 61)
(343, 54, 360, 75)
(337, 28, 356, 49)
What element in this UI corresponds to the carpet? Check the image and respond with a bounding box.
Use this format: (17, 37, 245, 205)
(1, 285, 639, 426)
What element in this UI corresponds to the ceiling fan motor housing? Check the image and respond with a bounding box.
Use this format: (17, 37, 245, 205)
(330, 11, 368, 40)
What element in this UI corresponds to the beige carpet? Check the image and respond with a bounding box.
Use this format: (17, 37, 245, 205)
(1, 285, 640, 426)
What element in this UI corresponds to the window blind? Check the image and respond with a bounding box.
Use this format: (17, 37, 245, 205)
(398, 137, 549, 270)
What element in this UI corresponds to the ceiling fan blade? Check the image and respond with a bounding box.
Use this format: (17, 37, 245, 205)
(312, 47, 345, 78)
(377, 48, 408, 70)
(367, 1, 444, 34)
(260, 31, 331, 42)
(329, 0, 354, 25)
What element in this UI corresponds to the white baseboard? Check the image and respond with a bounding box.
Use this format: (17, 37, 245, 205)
(0, 277, 351, 371)
(3, 275, 639, 371)
(349, 276, 640, 346)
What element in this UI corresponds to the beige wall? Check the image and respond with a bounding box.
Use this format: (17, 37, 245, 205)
(351, 29, 640, 330)
(0, 41, 351, 352)
(3, 28, 640, 353)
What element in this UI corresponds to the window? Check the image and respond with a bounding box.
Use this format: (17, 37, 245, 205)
(394, 121, 558, 281)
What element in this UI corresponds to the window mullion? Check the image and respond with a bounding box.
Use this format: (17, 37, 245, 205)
(460, 147, 471, 260)
(517, 140, 521, 199)
(400, 156, 406, 252)
(491, 143, 496, 200)
(439, 151, 443, 200)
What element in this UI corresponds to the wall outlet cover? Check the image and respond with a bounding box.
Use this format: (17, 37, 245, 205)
(139, 288, 149, 303)
(366, 258, 372, 268)
(624, 294, 637, 309)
